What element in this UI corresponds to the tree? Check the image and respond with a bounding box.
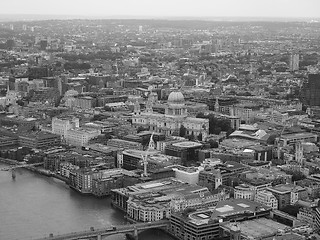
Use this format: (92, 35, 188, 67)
(179, 125, 187, 137)
(209, 139, 218, 148)
(196, 112, 206, 118)
(137, 126, 145, 133)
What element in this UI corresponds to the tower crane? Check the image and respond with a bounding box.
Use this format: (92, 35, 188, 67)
(140, 132, 155, 177)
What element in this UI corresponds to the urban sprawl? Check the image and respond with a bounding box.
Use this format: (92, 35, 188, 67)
(1, 19, 320, 240)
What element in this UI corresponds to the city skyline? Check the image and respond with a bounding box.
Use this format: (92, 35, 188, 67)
(0, 0, 320, 20)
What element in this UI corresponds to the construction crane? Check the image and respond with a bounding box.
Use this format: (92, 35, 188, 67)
(140, 132, 155, 177)
(277, 125, 287, 159)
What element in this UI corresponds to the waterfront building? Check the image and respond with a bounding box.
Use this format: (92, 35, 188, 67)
(112, 178, 207, 213)
(132, 91, 209, 139)
(69, 168, 96, 194)
(91, 169, 139, 197)
(126, 183, 216, 222)
(60, 162, 80, 178)
(169, 199, 272, 240)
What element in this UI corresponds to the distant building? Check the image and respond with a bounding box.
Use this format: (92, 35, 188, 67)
(289, 53, 299, 72)
(74, 96, 95, 109)
(301, 74, 320, 107)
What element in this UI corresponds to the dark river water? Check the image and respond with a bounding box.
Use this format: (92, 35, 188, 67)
(0, 163, 175, 240)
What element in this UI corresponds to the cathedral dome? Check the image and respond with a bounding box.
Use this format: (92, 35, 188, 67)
(168, 91, 185, 104)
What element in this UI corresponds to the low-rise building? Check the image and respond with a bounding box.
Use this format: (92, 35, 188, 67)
(267, 184, 308, 210)
(18, 132, 60, 149)
(65, 128, 101, 147)
(234, 184, 255, 200)
(169, 199, 272, 240)
(255, 190, 278, 210)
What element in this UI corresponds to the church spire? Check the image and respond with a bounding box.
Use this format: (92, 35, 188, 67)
(214, 97, 219, 112)
(145, 98, 153, 113)
(134, 100, 140, 114)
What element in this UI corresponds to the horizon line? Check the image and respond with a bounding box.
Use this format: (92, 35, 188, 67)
(0, 14, 319, 22)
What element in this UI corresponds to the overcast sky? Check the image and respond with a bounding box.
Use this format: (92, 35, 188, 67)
(0, 0, 319, 19)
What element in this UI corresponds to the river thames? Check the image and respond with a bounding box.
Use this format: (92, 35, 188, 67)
(0, 163, 175, 240)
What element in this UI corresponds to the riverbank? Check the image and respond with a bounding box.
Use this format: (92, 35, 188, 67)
(0, 161, 176, 240)
(0, 157, 21, 165)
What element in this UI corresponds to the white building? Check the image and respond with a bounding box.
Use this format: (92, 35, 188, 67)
(132, 91, 209, 139)
(52, 117, 79, 136)
(52, 117, 100, 146)
(289, 53, 299, 72)
(172, 166, 200, 185)
(65, 128, 100, 146)
(254, 190, 278, 210)
(234, 184, 255, 200)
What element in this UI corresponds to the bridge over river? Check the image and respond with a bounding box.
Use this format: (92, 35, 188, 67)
(34, 220, 170, 240)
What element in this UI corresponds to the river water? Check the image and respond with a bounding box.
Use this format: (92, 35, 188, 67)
(0, 163, 175, 240)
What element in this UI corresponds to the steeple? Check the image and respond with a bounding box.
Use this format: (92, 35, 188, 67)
(214, 97, 219, 112)
(134, 100, 140, 114)
(145, 99, 153, 113)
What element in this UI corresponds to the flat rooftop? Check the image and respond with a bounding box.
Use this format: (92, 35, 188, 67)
(188, 199, 270, 224)
(281, 132, 317, 140)
(222, 218, 288, 239)
(268, 184, 305, 194)
(172, 141, 202, 148)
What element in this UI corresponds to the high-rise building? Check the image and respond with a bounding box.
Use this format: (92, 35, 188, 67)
(289, 53, 299, 71)
(301, 74, 320, 107)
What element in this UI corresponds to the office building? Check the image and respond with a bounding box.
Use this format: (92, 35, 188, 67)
(254, 190, 278, 210)
(169, 199, 272, 240)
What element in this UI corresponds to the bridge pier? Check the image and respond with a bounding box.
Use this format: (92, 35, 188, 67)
(97, 234, 102, 240)
(133, 227, 138, 240)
